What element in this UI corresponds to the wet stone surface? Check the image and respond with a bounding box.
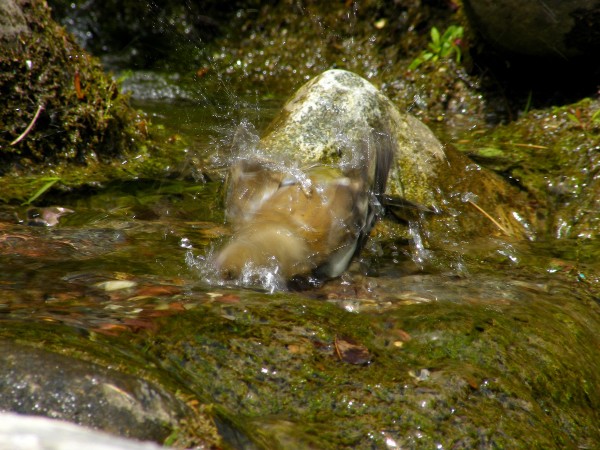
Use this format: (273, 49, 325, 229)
(0, 340, 189, 442)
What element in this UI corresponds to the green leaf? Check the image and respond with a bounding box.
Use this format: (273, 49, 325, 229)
(408, 56, 424, 70)
(22, 177, 61, 206)
(421, 52, 434, 62)
(476, 147, 506, 159)
(428, 42, 440, 53)
(439, 41, 452, 57)
(410, 25, 465, 70)
(566, 113, 580, 124)
(523, 91, 533, 114)
(454, 46, 462, 63)
(430, 27, 440, 46)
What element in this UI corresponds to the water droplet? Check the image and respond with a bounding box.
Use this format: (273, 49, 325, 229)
(180, 237, 193, 249)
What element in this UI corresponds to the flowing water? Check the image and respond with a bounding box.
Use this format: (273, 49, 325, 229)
(1, 69, 600, 448)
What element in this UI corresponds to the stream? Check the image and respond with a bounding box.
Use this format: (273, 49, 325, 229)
(1, 69, 600, 449)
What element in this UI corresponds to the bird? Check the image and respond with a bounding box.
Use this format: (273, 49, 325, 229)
(214, 132, 395, 286)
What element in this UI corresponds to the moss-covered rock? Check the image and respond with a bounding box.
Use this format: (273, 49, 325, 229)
(130, 284, 600, 449)
(0, 0, 148, 176)
(457, 97, 600, 239)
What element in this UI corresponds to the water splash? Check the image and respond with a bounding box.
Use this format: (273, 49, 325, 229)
(185, 248, 286, 294)
(408, 219, 432, 268)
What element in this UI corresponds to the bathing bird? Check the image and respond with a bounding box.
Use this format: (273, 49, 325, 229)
(214, 136, 395, 285)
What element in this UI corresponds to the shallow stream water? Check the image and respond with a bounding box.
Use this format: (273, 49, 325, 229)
(1, 73, 599, 448)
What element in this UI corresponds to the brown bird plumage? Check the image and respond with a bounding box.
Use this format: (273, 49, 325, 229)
(215, 162, 372, 281)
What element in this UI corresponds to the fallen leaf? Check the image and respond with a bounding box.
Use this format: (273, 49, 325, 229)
(122, 318, 159, 332)
(334, 335, 372, 365)
(394, 328, 412, 342)
(93, 323, 129, 336)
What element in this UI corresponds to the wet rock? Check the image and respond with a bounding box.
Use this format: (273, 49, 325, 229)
(134, 280, 600, 449)
(459, 97, 600, 239)
(0, 340, 189, 443)
(0, 412, 164, 450)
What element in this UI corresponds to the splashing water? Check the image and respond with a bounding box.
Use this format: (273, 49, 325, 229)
(408, 219, 432, 268)
(185, 247, 286, 293)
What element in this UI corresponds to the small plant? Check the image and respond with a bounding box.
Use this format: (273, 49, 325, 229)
(409, 25, 464, 70)
(566, 107, 600, 130)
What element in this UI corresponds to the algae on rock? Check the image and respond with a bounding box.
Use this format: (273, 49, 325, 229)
(459, 97, 600, 240)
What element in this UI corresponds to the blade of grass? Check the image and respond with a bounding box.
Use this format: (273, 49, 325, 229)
(22, 177, 61, 206)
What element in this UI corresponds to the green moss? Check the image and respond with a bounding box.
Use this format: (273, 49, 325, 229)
(114, 287, 600, 448)
(455, 97, 600, 238)
(1, 233, 599, 448)
(0, 1, 152, 177)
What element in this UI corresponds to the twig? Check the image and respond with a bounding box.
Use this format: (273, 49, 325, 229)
(504, 142, 548, 149)
(467, 200, 512, 236)
(10, 104, 45, 146)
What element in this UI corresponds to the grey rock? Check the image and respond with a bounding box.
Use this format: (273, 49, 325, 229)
(463, 0, 600, 59)
(258, 69, 446, 206)
(0, 340, 188, 443)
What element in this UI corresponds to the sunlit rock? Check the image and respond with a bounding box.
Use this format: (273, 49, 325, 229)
(215, 69, 535, 285)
